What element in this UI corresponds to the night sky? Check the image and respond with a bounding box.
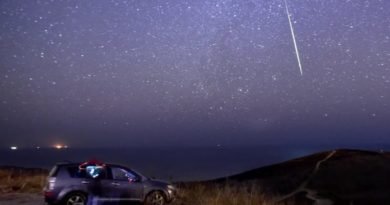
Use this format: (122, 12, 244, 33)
(0, 0, 389, 148)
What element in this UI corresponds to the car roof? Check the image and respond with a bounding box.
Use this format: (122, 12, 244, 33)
(55, 162, 128, 168)
(53, 162, 145, 179)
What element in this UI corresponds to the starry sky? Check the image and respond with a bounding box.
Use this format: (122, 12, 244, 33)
(0, 0, 389, 148)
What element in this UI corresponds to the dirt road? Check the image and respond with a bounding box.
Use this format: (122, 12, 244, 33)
(0, 193, 43, 205)
(276, 150, 337, 205)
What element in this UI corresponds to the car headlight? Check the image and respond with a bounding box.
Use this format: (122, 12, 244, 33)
(167, 185, 176, 190)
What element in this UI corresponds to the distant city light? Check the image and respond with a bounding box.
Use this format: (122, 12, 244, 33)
(54, 144, 68, 149)
(55, 144, 63, 149)
(10, 146, 18, 150)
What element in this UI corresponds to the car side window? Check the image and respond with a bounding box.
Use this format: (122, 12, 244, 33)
(67, 165, 107, 179)
(67, 166, 87, 178)
(85, 165, 107, 179)
(110, 166, 137, 181)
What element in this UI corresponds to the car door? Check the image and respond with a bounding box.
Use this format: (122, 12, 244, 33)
(107, 165, 144, 202)
(65, 165, 112, 198)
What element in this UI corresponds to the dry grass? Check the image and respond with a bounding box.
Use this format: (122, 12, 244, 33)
(172, 181, 282, 205)
(0, 169, 47, 193)
(0, 168, 288, 205)
(0, 169, 280, 204)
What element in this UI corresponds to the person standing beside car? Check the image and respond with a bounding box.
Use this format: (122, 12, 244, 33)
(79, 160, 106, 205)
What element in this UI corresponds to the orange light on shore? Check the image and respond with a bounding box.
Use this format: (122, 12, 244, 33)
(54, 144, 68, 149)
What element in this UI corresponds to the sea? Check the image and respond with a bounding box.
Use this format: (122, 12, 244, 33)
(1, 144, 388, 181)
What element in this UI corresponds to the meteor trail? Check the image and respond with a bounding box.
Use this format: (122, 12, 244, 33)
(284, 0, 303, 76)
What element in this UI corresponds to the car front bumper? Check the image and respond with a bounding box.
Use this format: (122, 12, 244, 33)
(166, 187, 177, 202)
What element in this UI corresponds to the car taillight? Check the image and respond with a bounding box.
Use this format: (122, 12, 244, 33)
(48, 178, 56, 190)
(44, 191, 54, 197)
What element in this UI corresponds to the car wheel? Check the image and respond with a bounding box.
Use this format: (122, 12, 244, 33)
(145, 191, 166, 205)
(63, 192, 87, 205)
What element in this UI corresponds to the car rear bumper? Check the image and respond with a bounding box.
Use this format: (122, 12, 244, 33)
(44, 190, 59, 204)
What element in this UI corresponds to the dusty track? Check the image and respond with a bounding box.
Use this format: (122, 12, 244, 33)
(276, 150, 337, 205)
(0, 193, 43, 205)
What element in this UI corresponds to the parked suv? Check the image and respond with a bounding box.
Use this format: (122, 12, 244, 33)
(44, 162, 177, 205)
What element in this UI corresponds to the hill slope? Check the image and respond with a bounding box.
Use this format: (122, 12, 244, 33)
(210, 149, 390, 205)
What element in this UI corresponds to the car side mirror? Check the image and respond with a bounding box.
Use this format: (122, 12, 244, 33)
(128, 176, 141, 183)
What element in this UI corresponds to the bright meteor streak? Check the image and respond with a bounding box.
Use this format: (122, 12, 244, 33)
(284, 0, 303, 76)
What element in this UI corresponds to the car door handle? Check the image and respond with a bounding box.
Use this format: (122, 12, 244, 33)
(111, 182, 120, 186)
(81, 181, 90, 184)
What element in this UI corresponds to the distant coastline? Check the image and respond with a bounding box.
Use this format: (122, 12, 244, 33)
(1, 145, 389, 181)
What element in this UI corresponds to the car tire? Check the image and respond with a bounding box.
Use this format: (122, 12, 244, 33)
(144, 191, 167, 205)
(62, 192, 87, 205)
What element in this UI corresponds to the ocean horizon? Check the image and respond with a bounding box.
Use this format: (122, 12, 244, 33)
(1, 145, 388, 181)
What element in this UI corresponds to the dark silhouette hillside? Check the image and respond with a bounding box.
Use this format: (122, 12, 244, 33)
(210, 149, 390, 205)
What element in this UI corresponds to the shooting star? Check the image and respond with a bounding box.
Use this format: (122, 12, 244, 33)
(284, 0, 303, 76)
